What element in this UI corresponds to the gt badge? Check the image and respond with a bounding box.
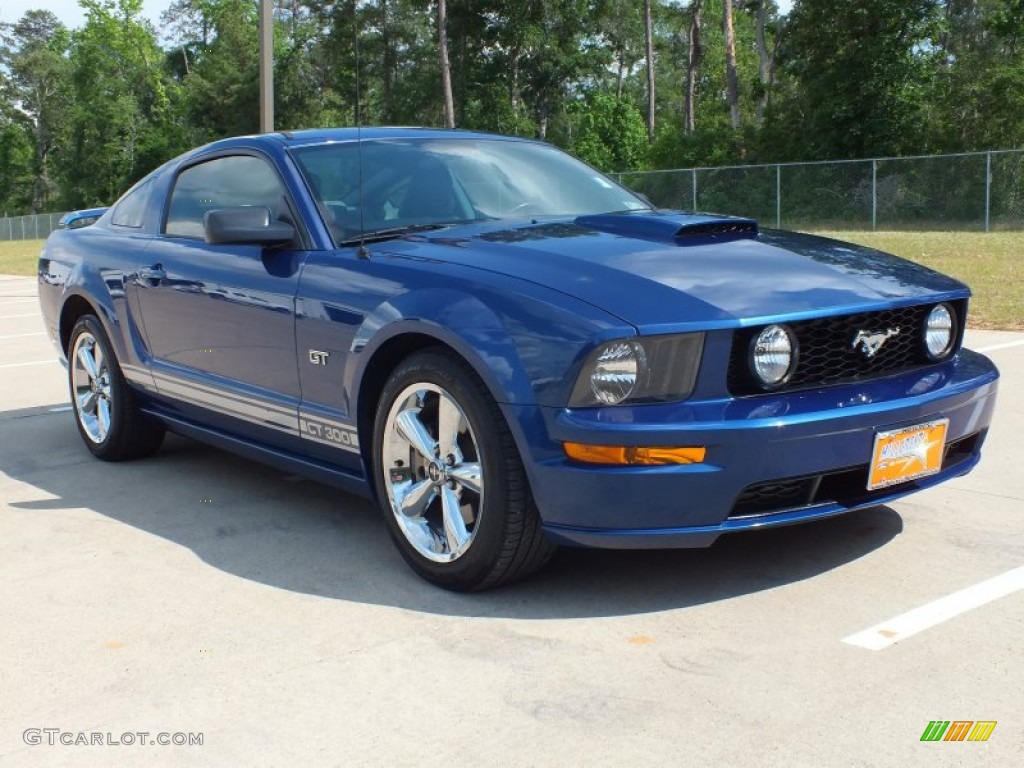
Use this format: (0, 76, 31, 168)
(852, 328, 900, 358)
(309, 350, 330, 366)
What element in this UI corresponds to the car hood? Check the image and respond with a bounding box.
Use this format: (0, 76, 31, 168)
(396, 212, 968, 331)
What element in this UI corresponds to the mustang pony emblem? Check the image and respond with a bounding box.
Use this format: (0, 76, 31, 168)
(852, 328, 901, 358)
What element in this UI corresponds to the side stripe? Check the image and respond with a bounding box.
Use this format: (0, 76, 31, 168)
(154, 376, 297, 432)
(142, 368, 360, 454)
(121, 363, 157, 390)
(151, 371, 294, 418)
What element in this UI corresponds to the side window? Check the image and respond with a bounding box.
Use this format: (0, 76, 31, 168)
(111, 180, 151, 228)
(164, 155, 287, 239)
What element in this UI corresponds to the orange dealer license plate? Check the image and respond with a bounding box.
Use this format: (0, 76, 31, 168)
(867, 419, 949, 491)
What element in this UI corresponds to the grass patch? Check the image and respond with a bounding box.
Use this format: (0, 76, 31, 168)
(813, 232, 1023, 330)
(0, 239, 45, 277)
(2, 231, 1020, 329)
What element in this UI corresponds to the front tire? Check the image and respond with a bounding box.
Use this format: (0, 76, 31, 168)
(68, 315, 165, 461)
(372, 350, 555, 590)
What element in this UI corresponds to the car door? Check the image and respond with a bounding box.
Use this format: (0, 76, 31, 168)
(134, 152, 307, 448)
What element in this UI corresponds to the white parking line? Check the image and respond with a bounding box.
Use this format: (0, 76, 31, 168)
(974, 339, 1024, 354)
(842, 565, 1024, 650)
(0, 359, 57, 369)
(0, 313, 40, 320)
(0, 297, 36, 302)
(0, 332, 45, 340)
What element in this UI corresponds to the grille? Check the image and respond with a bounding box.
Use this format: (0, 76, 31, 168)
(728, 431, 982, 519)
(728, 302, 963, 395)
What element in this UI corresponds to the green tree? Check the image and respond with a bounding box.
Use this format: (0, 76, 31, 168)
(936, 0, 1024, 150)
(569, 91, 649, 171)
(594, 0, 646, 100)
(272, 1, 343, 129)
(766, 0, 944, 160)
(0, 109, 36, 215)
(2, 0, 1021, 209)
(0, 11, 71, 212)
(172, 0, 260, 140)
(649, 0, 761, 166)
(56, 0, 182, 207)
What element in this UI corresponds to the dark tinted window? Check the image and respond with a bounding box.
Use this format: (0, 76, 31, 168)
(111, 180, 151, 228)
(165, 155, 287, 239)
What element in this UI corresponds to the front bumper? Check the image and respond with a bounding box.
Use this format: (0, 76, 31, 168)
(505, 350, 999, 548)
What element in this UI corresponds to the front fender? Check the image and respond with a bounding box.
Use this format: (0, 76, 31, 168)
(350, 289, 535, 407)
(349, 282, 630, 409)
(348, 284, 630, 498)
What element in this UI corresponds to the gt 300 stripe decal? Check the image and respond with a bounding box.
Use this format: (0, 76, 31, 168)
(299, 417, 361, 452)
(143, 368, 361, 454)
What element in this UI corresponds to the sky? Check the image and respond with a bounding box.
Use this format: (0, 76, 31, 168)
(2, 0, 797, 32)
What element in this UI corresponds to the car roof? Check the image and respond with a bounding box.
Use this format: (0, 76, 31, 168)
(200, 127, 536, 152)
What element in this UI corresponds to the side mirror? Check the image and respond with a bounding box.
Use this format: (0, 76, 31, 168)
(204, 206, 295, 246)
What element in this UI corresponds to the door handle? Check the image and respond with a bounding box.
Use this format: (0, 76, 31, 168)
(137, 264, 166, 282)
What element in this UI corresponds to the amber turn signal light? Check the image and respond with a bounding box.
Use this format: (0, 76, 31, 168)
(563, 442, 706, 466)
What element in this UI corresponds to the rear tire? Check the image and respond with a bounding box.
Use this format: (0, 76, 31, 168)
(67, 315, 165, 461)
(372, 350, 555, 591)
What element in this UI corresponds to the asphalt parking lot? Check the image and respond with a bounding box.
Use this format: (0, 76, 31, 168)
(0, 272, 1021, 767)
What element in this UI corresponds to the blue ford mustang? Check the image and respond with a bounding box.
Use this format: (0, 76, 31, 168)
(38, 128, 999, 590)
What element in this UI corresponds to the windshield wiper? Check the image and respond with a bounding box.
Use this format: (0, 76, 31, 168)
(340, 223, 451, 246)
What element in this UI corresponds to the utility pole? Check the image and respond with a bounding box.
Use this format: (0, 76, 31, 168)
(259, 0, 274, 132)
(644, 0, 655, 143)
(438, 0, 455, 129)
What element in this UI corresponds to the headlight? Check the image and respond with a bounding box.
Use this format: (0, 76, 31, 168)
(750, 324, 796, 388)
(924, 303, 956, 360)
(589, 341, 645, 405)
(569, 333, 704, 407)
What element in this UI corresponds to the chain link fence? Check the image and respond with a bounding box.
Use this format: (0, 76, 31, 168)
(0, 212, 67, 241)
(3, 150, 1022, 239)
(617, 149, 1024, 231)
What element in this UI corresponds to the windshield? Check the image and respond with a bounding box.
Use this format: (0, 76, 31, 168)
(290, 137, 650, 245)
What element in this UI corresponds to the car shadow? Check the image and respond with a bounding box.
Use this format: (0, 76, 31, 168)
(2, 404, 904, 619)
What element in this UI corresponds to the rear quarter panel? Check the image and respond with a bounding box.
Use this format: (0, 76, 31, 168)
(38, 225, 153, 367)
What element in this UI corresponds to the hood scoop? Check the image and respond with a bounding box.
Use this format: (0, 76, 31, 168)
(574, 212, 758, 244)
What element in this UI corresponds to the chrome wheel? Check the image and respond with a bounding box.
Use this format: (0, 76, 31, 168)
(71, 331, 112, 444)
(381, 383, 484, 563)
